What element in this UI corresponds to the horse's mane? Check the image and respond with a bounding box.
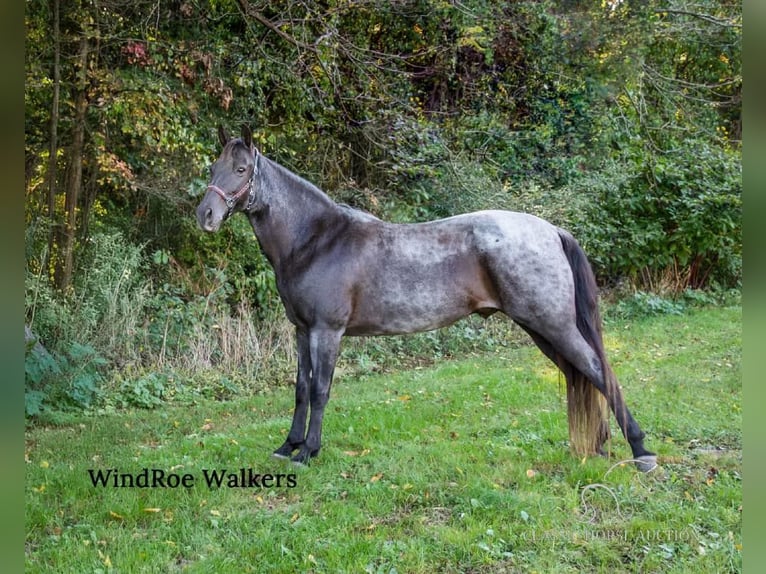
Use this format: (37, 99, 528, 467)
(337, 203, 381, 222)
(263, 153, 381, 223)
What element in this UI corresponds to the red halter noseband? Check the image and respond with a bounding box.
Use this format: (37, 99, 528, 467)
(206, 150, 259, 216)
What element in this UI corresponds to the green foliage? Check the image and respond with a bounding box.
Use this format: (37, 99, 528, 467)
(24, 336, 60, 416)
(606, 288, 740, 322)
(609, 292, 687, 320)
(25, 340, 107, 416)
(117, 372, 168, 409)
(74, 232, 146, 328)
(25, 230, 150, 361)
(65, 343, 107, 408)
(572, 139, 741, 291)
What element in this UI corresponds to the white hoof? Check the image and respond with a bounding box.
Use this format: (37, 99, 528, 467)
(635, 455, 658, 473)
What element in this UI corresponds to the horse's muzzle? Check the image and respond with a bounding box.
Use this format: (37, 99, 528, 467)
(196, 198, 223, 232)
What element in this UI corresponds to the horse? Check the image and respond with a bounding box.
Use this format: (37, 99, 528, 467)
(196, 125, 656, 472)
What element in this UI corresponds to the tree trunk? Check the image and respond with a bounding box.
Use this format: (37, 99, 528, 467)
(55, 35, 89, 291)
(46, 0, 61, 268)
(47, 0, 60, 220)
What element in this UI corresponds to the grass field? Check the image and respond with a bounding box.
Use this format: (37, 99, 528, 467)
(25, 306, 741, 573)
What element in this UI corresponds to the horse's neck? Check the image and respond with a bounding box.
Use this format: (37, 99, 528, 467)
(248, 157, 343, 269)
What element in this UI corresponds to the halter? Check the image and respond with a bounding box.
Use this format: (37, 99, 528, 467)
(206, 149, 259, 218)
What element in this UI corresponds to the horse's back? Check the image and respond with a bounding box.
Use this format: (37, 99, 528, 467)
(403, 209, 566, 264)
(339, 209, 573, 335)
(410, 209, 576, 326)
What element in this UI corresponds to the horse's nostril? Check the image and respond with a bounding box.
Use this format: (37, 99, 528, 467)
(197, 204, 216, 232)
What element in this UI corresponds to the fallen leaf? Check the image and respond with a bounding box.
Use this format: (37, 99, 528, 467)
(109, 511, 124, 520)
(143, 507, 161, 513)
(370, 473, 383, 483)
(526, 469, 536, 479)
(343, 449, 370, 457)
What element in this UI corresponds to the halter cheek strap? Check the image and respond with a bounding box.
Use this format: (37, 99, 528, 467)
(206, 150, 260, 217)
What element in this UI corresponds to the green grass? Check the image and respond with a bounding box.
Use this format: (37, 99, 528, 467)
(25, 306, 741, 573)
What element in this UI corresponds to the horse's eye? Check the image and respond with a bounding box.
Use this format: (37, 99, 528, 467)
(237, 166, 246, 175)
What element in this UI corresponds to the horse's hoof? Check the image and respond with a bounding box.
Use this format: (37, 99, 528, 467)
(290, 447, 319, 466)
(290, 455, 310, 467)
(635, 454, 658, 473)
(271, 452, 291, 461)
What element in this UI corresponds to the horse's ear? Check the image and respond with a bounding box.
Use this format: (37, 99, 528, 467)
(217, 125, 230, 148)
(241, 124, 253, 149)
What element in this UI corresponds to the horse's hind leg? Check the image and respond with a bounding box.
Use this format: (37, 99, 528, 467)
(521, 323, 655, 467)
(554, 327, 654, 463)
(519, 324, 608, 455)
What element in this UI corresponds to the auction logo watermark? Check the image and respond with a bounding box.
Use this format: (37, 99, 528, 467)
(517, 528, 696, 544)
(87, 467, 297, 489)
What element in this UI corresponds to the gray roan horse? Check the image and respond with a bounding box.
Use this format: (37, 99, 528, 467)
(196, 125, 656, 471)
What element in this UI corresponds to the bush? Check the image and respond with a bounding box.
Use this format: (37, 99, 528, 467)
(383, 112, 584, 223)
(570, 140, 741, 291)
(25, 231, 150, 359)
(25, 340, 107, 416)
(25, 231, 153, 414)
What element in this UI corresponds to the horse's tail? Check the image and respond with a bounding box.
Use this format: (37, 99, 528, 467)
(557, 229, 616, 457)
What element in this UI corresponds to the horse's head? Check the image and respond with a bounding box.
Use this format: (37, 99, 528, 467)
(196, 124, 259, 232)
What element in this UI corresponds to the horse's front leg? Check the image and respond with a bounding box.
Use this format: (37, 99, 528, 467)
(273, 329, 311, 459)
(292, 327, 342, 465)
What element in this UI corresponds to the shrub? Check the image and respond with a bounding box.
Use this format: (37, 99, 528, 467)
(571, 140, 741, 291)
(25, 340, 107, 416)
